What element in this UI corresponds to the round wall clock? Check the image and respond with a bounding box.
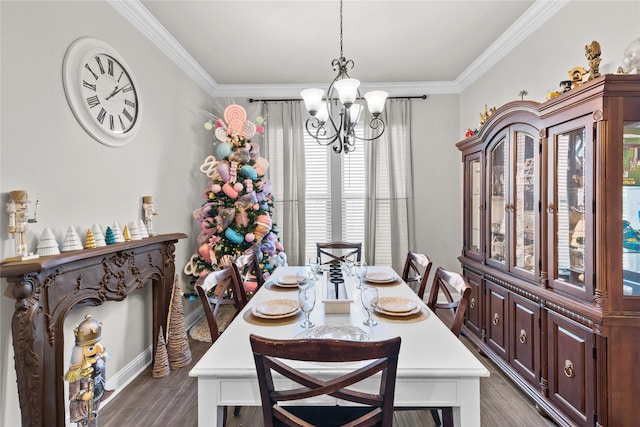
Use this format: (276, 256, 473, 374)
(63, 37, 140, 147)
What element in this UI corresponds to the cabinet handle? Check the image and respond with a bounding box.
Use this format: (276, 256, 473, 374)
(492, 313, 500, 325)
(519, 329, 527, 344)
(563, 360, 574, 378)
(546, 203, 555, 214)
(470, 298, 476, 309)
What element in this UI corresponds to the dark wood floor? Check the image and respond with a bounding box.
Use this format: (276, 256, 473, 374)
(99, 327, 557, 426)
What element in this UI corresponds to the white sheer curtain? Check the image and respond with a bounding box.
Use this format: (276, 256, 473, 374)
(364, 98, 415, 273)
(262, 101, 306, 266)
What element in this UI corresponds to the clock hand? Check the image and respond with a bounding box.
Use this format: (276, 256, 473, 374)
(106, 84, 129, 101)
(105, 86, 121, 101)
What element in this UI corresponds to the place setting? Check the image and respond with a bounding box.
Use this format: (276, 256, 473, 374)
(264, 270, 310, 291)
(372, 295, 429, 323)
(363, 270, 400, 286)
(243, 297, 302, 325)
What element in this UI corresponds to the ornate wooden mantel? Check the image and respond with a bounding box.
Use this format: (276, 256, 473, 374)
(1, 233, 187, 427)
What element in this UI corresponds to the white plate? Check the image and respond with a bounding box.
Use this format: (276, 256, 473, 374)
(276, 275, 299, 287)
(255, 299, 299, 316)
(364, 272, 396, 283)
(252, 305, 301, 319)
(375, 305, 422, 317)
(295, 324, 369, 341)
(376, 297, 417, 313)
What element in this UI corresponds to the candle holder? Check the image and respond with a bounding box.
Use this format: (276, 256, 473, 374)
(142, 196, 158, 236)
(5, 190, 39, 262)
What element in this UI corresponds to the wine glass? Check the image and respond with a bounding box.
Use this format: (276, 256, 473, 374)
(309, 257, 321, 279)
(345, 255, 355, 276)
(298, 286, 316, 328)
(355, 261, 368, 289)
(296, 271, 310, 290)
(361, 286, 378, 326)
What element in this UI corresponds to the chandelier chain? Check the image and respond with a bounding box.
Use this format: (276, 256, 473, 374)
(339, 0, 343, 59)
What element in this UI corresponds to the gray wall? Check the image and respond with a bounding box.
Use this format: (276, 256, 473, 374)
(0, 2, 211, 425)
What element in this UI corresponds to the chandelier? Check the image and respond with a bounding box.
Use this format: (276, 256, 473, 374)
(300, 0, 388, 154)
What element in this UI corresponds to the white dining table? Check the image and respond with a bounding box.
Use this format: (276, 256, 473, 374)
(189, 265, 490, 426)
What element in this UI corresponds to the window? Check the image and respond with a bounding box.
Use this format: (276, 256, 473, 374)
(304, 127, 366, 262)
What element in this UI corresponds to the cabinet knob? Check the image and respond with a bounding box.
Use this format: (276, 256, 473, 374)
(492, 313, 500, 325)
(563, 360, 574, 378)
(519, 329, 527, 344)
(546, 203, 555, 214)
(470, 298, 476, 309)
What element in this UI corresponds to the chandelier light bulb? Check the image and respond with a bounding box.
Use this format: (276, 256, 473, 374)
(334, 78, 360, 106)
(349, 103, 363, 125)
(316, 102, 330, 124)
(364, 91, 389, 116)
(300, 88, 325, 115)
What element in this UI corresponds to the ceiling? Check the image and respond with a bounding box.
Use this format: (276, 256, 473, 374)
(114, 1, 568, 97)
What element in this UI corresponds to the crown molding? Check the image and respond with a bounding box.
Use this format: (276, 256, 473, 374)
(111, 0, 567, 98)
(110, 0, 220, 96)
(455, 0, 570, 91)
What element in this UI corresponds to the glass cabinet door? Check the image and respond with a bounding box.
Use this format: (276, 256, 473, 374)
(464, 154, 483, 260)
(622, 120, 640, 297)
(513, 130, 537, 275)
(548, 119, 593, 299)
(488, 138, 507, 266)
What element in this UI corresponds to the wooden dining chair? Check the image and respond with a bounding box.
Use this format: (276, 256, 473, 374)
(250, 334, 401, 427)
(316, 241, 362, 266)
(426, 267, 473, 427)
(235, 251, 265, 295)
(401, 251, 433, 299)
(194, 264, 247, 343)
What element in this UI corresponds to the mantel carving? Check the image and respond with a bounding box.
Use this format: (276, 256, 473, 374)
(1, 233, 187, 427)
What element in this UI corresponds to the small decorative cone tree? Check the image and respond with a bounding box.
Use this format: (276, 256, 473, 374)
(167, 276, 191, 369)
(92, 224, 106, 247)
(104, 227, 116, 245)
(152, 326, 170, 378)
(122, 224, 131, 241)
(112, 222, 125, 243)
(84, 229, 96, 249)
(61, 226, 83, 252)
(36, 227, 60, 256)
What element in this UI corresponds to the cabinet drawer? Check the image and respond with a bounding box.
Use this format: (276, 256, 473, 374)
(547, 311, 594, 426)
(463, 270, 482, 337)
(485, 280, 508, 360)
(509, 293, 540, 388)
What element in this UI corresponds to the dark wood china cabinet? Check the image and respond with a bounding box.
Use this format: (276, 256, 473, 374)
(457, 75, 640, 427)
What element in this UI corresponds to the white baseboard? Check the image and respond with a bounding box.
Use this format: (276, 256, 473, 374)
(100, 306, 204, 408)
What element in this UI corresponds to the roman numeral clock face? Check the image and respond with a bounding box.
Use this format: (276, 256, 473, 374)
(63, 38, 140, 147)
(82, 54, 138, 133)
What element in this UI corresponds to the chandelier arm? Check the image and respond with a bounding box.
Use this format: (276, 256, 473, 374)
(304, 118, 342, 146)
(351, 117, 386, 142)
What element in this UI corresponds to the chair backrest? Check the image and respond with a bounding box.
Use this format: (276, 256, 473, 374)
(401, 251, 433, 299)
(427, 267, 472, 337)
(316, 241, 362, 266)
(250, 334, 401, 427)
(194, 265, 246, 342)
(235, 251, 265, 295)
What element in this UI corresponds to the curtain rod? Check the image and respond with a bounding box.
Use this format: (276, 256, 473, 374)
(248, 94, 427, 103)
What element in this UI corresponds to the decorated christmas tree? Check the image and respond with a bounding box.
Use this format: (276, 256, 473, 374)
(184, 104, 286, 296)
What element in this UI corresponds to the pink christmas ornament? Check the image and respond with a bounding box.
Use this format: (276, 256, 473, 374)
(245, 233, 255, 242)
(233, 182, 243, 192)
(256, 125, 264, 134)
(229, 161, 238, 183)
(222, 182, 238, 199)
(223, 104, 247, 124)
(211, 183, 222, 193)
